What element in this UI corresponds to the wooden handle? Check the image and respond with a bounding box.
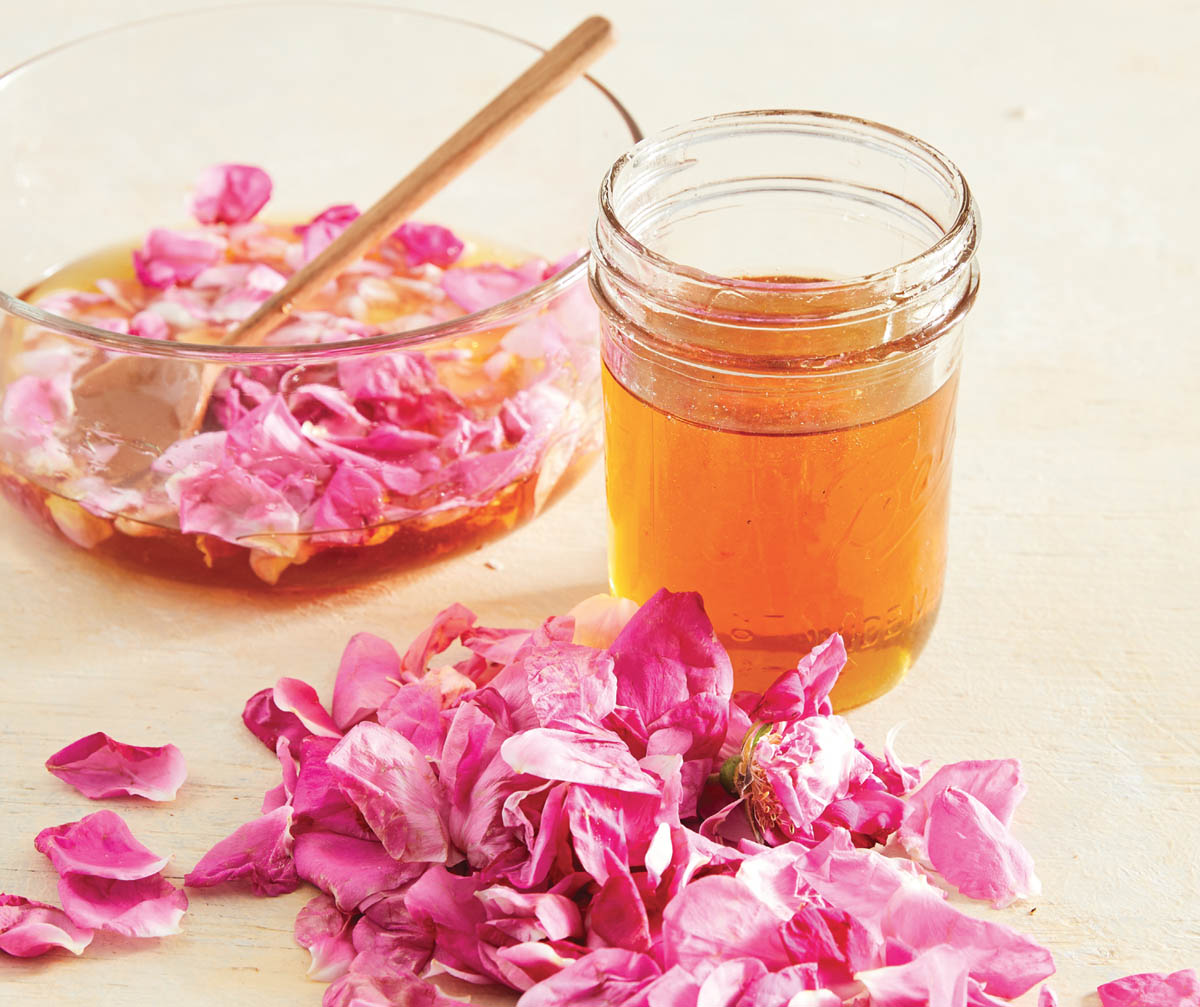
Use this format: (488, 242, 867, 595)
(228, 15, 614, 348)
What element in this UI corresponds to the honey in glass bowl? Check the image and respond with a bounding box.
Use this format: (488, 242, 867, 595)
(591, 111, 980, 708)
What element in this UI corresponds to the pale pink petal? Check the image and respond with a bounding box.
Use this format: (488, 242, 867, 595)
(1098, 969, 1199, 1007)
(500, 727, 658, 794)
(513, 948, 662, 1007)
(476, 887, 583, 943)
(191, 163, 273, 225)
(57, 873, 187, 938)
(35, 810, 168, 880)
(130, 310, 170, 340)
(926, 787, 1041, 908)
(261, 736, 298, 813)
(1039, 986, 1060, 1007)
(661, 874, 793, 972)
(440, 261, 544, 313)
(518, 639, 618, 729)
(855, 945, 970, 1007)
(273, 677, 342, 739)
(331, 632, 402, 730)
(295, 893, 356, 982)
(292, 832, 424, 913)
(394, 222, 464, 268)
(326, 721, 451, 862)
(45, 732, 186, 802)
(132, 228, 224, 289)
(399, 603, 477, 679)
(322, 965, 460, 1007)
(900, 759, 1027, 861)
(568, 594, 639, 650)
(184, 806, 299, 896)
(736, 965, 831, 1007)
(0, 894, 93, 957)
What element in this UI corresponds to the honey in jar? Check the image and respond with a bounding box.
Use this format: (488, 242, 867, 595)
(590, 111, 980, 708)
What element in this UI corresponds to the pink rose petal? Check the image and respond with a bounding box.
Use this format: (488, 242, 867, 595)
(274, 677, 342, 739)
(35, 810, 169, 880)
(57, 872, 187, 938)
(394, 221, 464, 269)
(513, 947, 661, 1007)
(296, 204, 359, 263)
(440, 261, 544, 314)
(185, 805, 300, 896)
(45, 732, 187, 802)
(855, 945, 970, 1007)
(293, 832, 424, 913)
(133, 228, 224, 288)
(900, 759, 1027, 861)
(1098, 969, 1199, 1007)
(1039, 986, 1060, 1007)
(326, 721, 452, 862)
(926, 787, 1041, 908)
(295, 893, 356, 982)
(567, 594, 638, 650)
(191, 163, 273, 225)
(0, 894, 93, 958)
(749, 634, 847, 722)
(331, 632, 403, 731)
(500, 727, 658, 794)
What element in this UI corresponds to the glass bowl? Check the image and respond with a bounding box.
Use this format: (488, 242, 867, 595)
(0, 3, 639, 590)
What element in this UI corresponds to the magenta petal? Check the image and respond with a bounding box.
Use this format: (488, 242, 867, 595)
(399, 603, 477, 679)
(326, 721, 451, 862)
(295, 893, 356, 982)
(752, 634, 848, 721)
(332, 632, 402, 730)
(191, 164, 272, 224)
(394, 221, 464, 269)
(274, 677, 342, 739)
(1098, 969, 1199, 1007)
(900, 758, 1027, 860)
(926, 787, 1041, 908)
(856, 945, 970, 1007)
(184, 806, 299, 897)
(1039, 986, 1060, 1007)
(293, 832, 424, 913)
(292, 736, 374, 840)
(661, 874, 792, 972)
(322, 966, 457, 1007)
(500, 727, 658, 794)
(296, 204, 360, 264)
(35, 810, 169, 880)
(58, 873, 187, 938)
(45, 732, 187, 802)
(0, 894, 93, 957)
(514, 948, 662, 1007)
(132, 228, 223, 289)
(243, 686, 310, 751)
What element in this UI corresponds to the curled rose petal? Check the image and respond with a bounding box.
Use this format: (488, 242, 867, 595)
(35, 810, 169, 880)
(1039, 986, 1060, 1007)
(191, 163, 273, 225)
(855, 945, 970, 1006)
(296, 204, 359, 263)
(45, 732, 187, 802)
(749, 634, 847, 722)
(295, 893, 356, 982)
(326, 721, 451, 862)
(900, 758, 1027, 861)
(273, 677, 342, 739)
(57, 872, 187, 938)
(513, 947, 661, 1007)
(243, 686, 310, 751)
(926, 787, 1041, 908)
(331, 632, 402, 731)
(0, 894, 94, 958)
(184, 806, 299, 897)
(1098, 969, 1199, 1007)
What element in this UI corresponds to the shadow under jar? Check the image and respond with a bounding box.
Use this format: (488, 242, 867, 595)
(591, 110, 980, 709)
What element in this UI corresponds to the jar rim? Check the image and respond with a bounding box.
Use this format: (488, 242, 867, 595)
(596, 108, 978, 304)
(0, 1, 642, 364)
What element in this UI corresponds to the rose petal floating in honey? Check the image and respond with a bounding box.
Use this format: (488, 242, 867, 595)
(0, 894, 93, 958)
(394, 222, 464, 269)
(132, 228, 224, 289)
(45, 732, 187, 802)
(191, 164, 273, 225)
(295, 204, 360, 264)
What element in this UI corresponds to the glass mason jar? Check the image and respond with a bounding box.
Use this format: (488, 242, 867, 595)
(590, 110, 980, 709)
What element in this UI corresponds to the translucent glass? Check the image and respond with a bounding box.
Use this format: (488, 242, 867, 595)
(0, 4, 640, 589)
(591, 111, 980, 708)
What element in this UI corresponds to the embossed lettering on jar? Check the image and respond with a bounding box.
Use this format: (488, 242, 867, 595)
(591, 111, 980, 708)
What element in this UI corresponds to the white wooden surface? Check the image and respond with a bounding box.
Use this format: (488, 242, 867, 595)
(1, 1, 1197, 1004)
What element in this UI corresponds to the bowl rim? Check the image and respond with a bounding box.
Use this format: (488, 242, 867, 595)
(0, 1, 642, 363)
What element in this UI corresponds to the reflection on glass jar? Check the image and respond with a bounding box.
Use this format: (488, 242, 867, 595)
(591, 111, 980, 708)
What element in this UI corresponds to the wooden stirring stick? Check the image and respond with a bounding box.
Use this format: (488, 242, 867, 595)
(234, 15, 612, 346)
(71, 16, 613, 482)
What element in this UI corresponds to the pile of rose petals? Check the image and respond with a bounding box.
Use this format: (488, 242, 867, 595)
(0, 163, 598, 581)
(185, 589, 1064, 1006)
(3, 590, 1195, 1007)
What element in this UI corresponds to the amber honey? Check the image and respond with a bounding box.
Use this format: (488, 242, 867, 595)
(603, 364, 958, 709)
